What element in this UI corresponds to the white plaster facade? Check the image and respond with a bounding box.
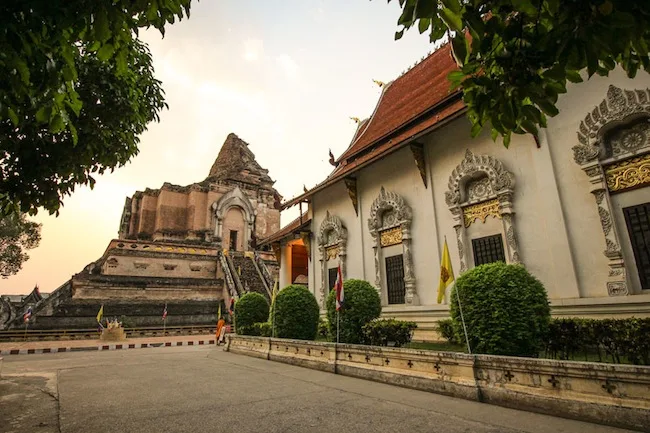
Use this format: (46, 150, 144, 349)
(283, 68, 650, 339)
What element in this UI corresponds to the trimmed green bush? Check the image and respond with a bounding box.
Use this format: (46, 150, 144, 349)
(436, 319, 458, 344)
(362, 318, 417, 347)
(326, 279, 382, 344)
(234, 292, 269, 334)
(237, 322, 272, 337)
(546, 317, 650, 365)
(450, 262, 550, 357)
(273, 285, 320, 340)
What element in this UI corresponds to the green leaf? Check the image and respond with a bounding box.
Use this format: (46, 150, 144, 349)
(441, 0, 462, 14)
(565, 70, 583, 83)
(69, 122, 78, 146)
(395, 29, 405, 40)
(440, 7, 463, 33)
(14, 58, 30, 84)
(7, 107, 19, 126)
(511, 0, 538, 16)
(503, 131, 512, 148)
(96, 43, 115, 61)
(521, 120, 538, 136)
(490, 128, 499, 142)
(35, 106, 51, 123)
(470, 121, 483, 138)
(535, 99, 560, 117)
(94, 8, 111, 42)
(451, 35, 469, 66)
(49, 114, 65, 134)
(447, 70, 466, 89)
(418, 18, 430, 34)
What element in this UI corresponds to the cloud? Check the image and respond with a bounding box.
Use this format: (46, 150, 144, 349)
(276, 54, 299, 79)
(243, 38, 264, 62)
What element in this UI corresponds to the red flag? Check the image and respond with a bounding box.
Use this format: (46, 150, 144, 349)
(162, 304, 168, 320)
(334, 265, 344, 311)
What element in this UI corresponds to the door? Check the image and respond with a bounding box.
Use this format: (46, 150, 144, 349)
(229, 230, 238, 251)
(623, 202, 650, 290)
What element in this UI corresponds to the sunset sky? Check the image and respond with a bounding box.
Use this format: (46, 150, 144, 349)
(1, 1, 436, 295)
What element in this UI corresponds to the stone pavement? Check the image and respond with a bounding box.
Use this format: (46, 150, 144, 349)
(0, 333, 217, 355)
(0, 345, 638, 433)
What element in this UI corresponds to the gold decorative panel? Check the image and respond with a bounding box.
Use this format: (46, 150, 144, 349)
(380, 227, 403, 247)
(463, 199, 501, 228)
(605, 154, 650, 193)
(326, 245, 340, 260)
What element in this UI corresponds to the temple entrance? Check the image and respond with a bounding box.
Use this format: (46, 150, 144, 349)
(229, 230, 238, 251)
(286, 239, 308, 285)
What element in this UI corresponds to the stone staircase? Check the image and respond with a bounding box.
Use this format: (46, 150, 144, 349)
(229, 252, 271, 301)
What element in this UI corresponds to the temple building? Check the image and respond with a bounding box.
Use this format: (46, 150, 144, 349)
(265, 45, 650, 341)
(0, 134, 280, 330)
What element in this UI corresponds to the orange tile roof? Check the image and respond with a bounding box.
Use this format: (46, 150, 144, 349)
(282, 44, 465, 210)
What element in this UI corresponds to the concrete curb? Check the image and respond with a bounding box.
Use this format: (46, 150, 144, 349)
(0, 339, 215, 356)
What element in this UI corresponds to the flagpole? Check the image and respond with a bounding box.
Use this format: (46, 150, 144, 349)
(454, 283, 472, 354)
(336, 310, 340, 344)
(23, 321, 28, 341)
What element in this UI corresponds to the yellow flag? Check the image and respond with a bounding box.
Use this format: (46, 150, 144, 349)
(437, 240, 455, 304)
(96, 305, 104, 323)
(217, 303, 222, 319)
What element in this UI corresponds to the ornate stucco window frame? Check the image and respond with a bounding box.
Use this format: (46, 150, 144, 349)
(571, 85, 650, 297)
(367, 187, 418, 305)
(317, 212, 348, 306)
(212, 187, 256, 251)
(445, 150, 519, 273)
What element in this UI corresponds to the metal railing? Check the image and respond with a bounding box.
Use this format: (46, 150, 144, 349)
(0, 324, 216, 342)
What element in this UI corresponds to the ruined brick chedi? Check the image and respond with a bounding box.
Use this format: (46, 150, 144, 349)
(0, 133, 281, 330)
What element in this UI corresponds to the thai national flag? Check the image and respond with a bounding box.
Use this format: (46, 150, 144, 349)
(23, 307, 32, 323)
(335, 264, 344, 311)
(162, 304, 168, 320)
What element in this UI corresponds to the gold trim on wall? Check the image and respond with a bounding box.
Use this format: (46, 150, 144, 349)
(605, 153, 650, 193)
(463, 199, 501, 228)
(380, 226, 402, 247)
(325, 245, 340, 260)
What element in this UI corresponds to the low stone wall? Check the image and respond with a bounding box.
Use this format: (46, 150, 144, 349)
(226, 335, 650, 432)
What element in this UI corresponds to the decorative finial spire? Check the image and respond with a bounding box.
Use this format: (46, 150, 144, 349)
(372, 79, 385, 88)
(328, 149, 337, 167)
(349, 117, 360, 124)
(303, 185, 308, 193)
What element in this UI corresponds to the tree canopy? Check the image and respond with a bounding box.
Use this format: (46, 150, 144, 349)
(1, 1, 193, 215)
(389, 0, 650, 146)
(0, 212, 41, 278)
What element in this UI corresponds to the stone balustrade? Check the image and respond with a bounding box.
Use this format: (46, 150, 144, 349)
(226, 335, 650, 431)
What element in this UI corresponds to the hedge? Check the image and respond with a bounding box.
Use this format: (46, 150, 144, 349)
(326, 279, 381, 344)
(273, 285, 320, 340)
(362, 318, 417, 347)
(238, 322, 272, 337)
(450, 262, 550, 357)
(545, 318, 650, 365)
(234, 292, 269, 334)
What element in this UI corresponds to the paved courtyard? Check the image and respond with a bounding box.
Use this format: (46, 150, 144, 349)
(0, 346, 636, 433)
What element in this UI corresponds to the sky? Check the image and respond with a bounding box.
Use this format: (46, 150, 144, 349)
(0, 1, 436, 295)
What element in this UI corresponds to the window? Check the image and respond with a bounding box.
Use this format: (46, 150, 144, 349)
(385, 254, 405, 304)
(623, 203, 650, 290)
(328, 268, 338, 294)
(472, 234, 505, 266)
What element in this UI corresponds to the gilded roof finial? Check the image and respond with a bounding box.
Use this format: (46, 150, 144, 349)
(372, 79, 385, 88)
(349, 117, 360, 124)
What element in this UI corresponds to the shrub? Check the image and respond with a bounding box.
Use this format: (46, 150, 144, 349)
(318, 317, 329, 340)
(326, 279, 382, 344)
(273, 285, 320, 340)
(237, 322, 272, 337)
(234, 292, 269, 334)
(450, 262, 550, 357)
(545, 317, 650, 365)
(436, 319, 458, 344)
(362, 318, 417, 347)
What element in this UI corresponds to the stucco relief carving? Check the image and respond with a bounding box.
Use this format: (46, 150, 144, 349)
(317, 212, 348, 306)
(445, 150, 515, 207)
(368, 187, 418, 305)
(572, 86, 650, 296)
(573, 85, 650, 164)
(446, 151, 521, 271)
